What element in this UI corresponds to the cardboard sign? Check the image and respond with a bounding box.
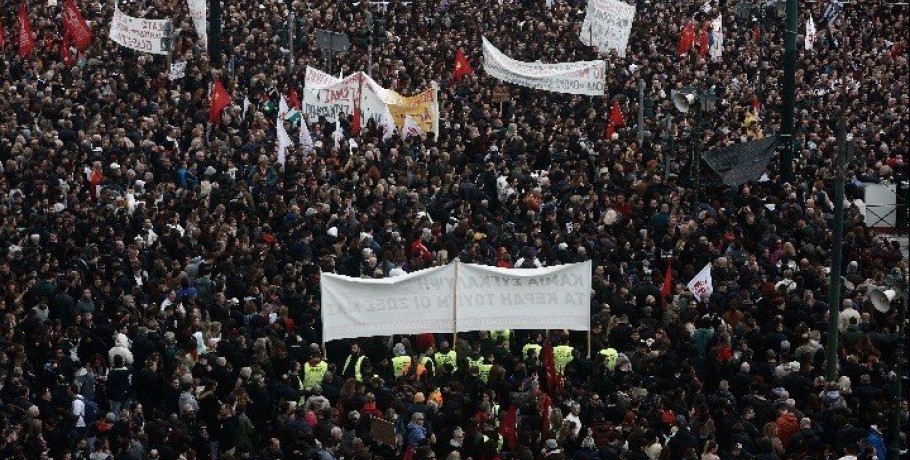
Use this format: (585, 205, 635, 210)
(370, 417, 397, 445)
(492, 86, 510, 103)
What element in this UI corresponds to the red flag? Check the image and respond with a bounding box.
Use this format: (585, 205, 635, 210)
(677, 21, 696, 56)
(753, 25, 761, 42)
(352, 105, 361, 136)
(604, 101, 625, 140)
(698, 26, 710, 57)
(453, 49, 474, 81)
(542, 336, 559, 394)
(539, 391, 552, 434)
(288, 88, 300, 109)
(751, 95, 762, 113)
(0, 20, 6, 48)
(661, 261, 673, 308)
(209, 79, 231, 123)
(64, 0, 93, 51)
(499, 404, 518, 449)
(60, 33, 74, 66)
(18, 3, 36, 58)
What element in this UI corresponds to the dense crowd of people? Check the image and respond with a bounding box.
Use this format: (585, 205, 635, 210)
(1, 0, 908, 458)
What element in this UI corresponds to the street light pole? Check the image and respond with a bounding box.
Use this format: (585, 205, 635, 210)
(826, 5, 851, 382)
(209, 0, 222, 68)
(779, 0, 798, 182)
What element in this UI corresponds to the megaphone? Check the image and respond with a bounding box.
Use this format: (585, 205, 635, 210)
(673, 92, 696, 113)
(869, 286, 897, 313)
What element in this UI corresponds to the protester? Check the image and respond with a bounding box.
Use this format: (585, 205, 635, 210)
(0, 0, 907, 458)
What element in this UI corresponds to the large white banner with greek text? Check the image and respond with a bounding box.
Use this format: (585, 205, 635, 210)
(482, 37, 605, 96)
(321, 264, 457, 341)
(456, 260, 592, 332)
(580, 0, 636, 58)
(109, 7, 171, 55)
(302, 67, 361, 123)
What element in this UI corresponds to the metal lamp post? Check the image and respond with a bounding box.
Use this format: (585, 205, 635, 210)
(673, 87, 717, 214)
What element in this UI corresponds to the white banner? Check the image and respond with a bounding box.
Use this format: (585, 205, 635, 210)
(302, 67, 359, 123)
(187, 0, 207, 48)
(456, 260, 592, 332)
(109, 8, 171, 55)
(687, 263, 714, 302)
(320, 264, 457, 342)
(482, 37, 606, 96)
(169, 60, 186, 80)
(580, 0, 636, 58)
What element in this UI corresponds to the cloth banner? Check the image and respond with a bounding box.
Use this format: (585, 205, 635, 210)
(701, 135, 778, 187)
(302, 67, 361, 123)
(320, 264, 457, 341)
(362, 73, 438, 136)
(455, 260, 592, 332)
(187, 0, 207, 48)
(687, 263, 713, 302)
(579, 0, 636, 58)
(169, 60, 186, 80)
(482, 37, 605, 96)
(109, 7, 171, 55)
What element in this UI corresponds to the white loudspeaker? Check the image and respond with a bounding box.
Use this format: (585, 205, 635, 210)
(869, 286, 897, 313)
(673, 93, 696, 113)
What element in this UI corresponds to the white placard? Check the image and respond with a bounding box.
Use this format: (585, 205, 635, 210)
(482, 37, 606, 96)
(687, 263, 714, 302)
(187, 0, 207, 48)
(169, 60, 187, 80)
(580, 0, 636, 58)
(109, 8, 171, 55)
(320, 264, 457, 342)
(456, 260, 592, 332)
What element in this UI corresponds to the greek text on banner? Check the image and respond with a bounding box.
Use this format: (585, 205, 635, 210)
(482, 37, 606, 96)
(455, 260, 592, 332)
(109, 7, 171, 55)
(320, 263, 457, 342)
(580, 0, 636, 58)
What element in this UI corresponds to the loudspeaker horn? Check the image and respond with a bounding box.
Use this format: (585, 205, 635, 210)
(869, 286, 897, 313)
(673, 92, 696, 113)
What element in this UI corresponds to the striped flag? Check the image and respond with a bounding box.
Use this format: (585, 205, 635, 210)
(805, 15, 817, 50)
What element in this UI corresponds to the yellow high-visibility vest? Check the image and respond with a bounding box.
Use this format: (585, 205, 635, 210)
(478, 363, 493, 382)
(522, 344, 542, 362)
(303, 361, 328, 390)
(553, 345, 574, 374)
(434, 350, 457, 371)
(343, 355, 365, 382)
(392, 356, 412, 378)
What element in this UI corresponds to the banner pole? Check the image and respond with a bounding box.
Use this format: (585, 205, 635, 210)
(319, 268, 327, 359)
(587, 331, 592, 359)
(452, 260, 459, 345)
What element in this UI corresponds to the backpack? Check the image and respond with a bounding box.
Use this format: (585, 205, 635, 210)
(83, 398, 99, 426)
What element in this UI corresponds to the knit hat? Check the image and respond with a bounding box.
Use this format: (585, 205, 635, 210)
(393, 343, 407, 356)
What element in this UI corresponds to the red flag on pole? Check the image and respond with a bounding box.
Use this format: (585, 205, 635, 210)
(499, 404, 518, 449)
(453, 49, 474, 81)
(60, 33, 74, 66)
(604, 101, 625, 140)
(677, 21, 696, 56)
(542, 336, 560, 394)
(661, 261, 673, 308)
(18, 3, 36, 58)
(698, 25, 710, 58)
(64, 0, 93, 51)
(539, 391, 552, 435)
(0, 20, 6, 49)
(209, 79, 231, 122)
